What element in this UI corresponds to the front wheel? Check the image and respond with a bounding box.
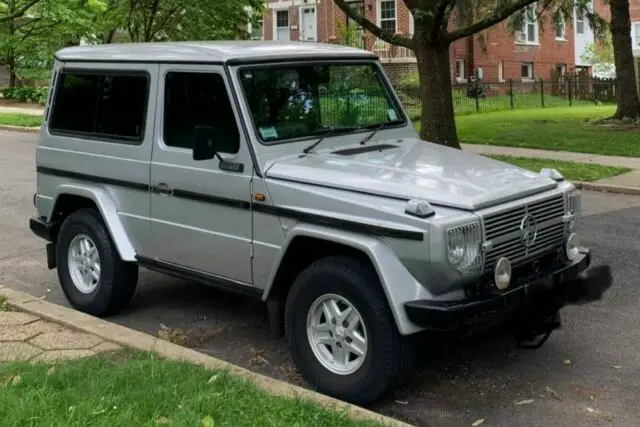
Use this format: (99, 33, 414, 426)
(285, 256, 416, 406)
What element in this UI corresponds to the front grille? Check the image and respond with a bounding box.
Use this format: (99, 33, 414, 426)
(482, 194, 565, 272)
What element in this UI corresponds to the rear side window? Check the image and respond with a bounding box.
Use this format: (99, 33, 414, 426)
(49, 70, 149, 143)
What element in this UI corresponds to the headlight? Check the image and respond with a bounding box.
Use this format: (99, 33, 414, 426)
(564, 232, 581, 261)
(447, 222, 483, 274)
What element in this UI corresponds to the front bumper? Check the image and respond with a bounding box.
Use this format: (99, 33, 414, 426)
(405, 249, 611, 331)
(30, 216, 54, 241)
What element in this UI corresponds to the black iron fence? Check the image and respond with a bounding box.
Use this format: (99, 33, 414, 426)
(394, 76, 617, 118)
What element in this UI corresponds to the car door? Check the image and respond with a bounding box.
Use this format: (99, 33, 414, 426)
(149, 64, 253, 284)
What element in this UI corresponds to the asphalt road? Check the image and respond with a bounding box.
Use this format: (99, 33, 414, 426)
(2, 130, 639, 427)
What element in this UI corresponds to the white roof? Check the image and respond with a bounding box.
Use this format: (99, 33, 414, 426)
(55, 41, 376, 64)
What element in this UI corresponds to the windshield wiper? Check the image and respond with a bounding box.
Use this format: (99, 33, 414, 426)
(359, 119, 404, 145)
(303, 126, 357, 154)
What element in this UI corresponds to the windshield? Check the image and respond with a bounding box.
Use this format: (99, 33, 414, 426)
(238, 62, 405, 144)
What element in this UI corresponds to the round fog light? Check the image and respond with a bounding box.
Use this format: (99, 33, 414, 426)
(494, 257, 512, 291)
(564, 232, 580, 261)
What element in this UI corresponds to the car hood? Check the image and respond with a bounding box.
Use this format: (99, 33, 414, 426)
(264, 138, 559, 211)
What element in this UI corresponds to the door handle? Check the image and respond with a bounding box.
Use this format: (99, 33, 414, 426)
(154, 182, 173, 196)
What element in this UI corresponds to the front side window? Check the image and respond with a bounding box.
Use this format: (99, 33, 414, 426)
(163, 72, 240, 154)
(239, 63, 404, 143)
(49, 71, 148, 143)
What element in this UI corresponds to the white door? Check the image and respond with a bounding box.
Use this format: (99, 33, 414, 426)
(300, 7, 317, 41)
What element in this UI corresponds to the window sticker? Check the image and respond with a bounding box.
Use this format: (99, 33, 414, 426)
(387, 109, 398, 121)
(259, 126, 279, 140)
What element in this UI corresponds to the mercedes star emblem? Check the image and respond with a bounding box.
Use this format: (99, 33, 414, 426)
(520, 214, 538, 248)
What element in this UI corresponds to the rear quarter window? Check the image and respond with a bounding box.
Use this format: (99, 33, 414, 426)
(49, 70, 150, 144)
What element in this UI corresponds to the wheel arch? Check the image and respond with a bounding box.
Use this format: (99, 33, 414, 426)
(48, 184, 137, 262)
(262, 224, 429, 336)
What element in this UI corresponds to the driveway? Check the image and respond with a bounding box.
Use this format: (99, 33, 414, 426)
(2, 130, 639, 427)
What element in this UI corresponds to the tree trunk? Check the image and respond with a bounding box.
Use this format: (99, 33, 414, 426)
(103, 29, 116, 44)
(415, 41, 460, 148)
(609, 0, 640, 119)
(8, 51, 16, 88)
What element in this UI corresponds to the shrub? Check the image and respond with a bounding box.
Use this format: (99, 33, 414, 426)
(1, 86, 49, 105)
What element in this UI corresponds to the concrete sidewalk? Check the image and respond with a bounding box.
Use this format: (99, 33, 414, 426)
(0, 105, 45, 116)
(0, 308, 122, 363)
(462, 143, 640, 170)
(463, 144, 640, 189)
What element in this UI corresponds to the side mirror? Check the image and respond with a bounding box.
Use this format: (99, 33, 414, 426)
(193, 125, 218, 161)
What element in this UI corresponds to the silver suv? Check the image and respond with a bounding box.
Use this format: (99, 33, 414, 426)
(29, 41, 611, 406)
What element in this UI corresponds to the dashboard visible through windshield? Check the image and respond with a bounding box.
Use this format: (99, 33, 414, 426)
(238, 62, 406, 144)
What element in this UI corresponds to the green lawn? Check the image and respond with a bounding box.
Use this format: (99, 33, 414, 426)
(487, 155, 630, 182)
(453, 106, 640, 157)
(0, 351, 381, 427)
(0, 112, 42, 128)
(399, 93, 596, 119)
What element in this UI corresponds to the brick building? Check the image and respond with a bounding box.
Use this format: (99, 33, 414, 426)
(250, 0, 640, 85)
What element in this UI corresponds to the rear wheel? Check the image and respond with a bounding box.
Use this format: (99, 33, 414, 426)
(285, 255, 416, 406)
(56, 208, 138, 316)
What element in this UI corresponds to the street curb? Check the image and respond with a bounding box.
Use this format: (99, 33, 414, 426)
(0, 285, 413, 427)
(574, 181, 640, 196)
(0, 124, 40, 133)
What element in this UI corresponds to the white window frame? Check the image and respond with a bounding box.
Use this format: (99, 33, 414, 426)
(576, 8, 585, 35)
(272, 7, 290, 41)
(377, 0, 397, 34)
(455, 59, 466, 82)
(409, 12, 414, 36)
(521, 62, 534, 81)
(555, 17, 566, 40)
(516, 4, 539, 45)
(633, 22, 640, 48)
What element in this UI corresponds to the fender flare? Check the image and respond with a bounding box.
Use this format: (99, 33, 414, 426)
(49, 183, 137, 262)
(261, 223, 431, 335)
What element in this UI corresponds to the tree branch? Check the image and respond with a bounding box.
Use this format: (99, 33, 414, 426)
(431, 0, 456, 42)
(0, 0, 42, 24)
(446, 0, 538, 42)
(149, 5, 181, 41)
(333, 0, 414, 48)
(144, 0, 161, 42)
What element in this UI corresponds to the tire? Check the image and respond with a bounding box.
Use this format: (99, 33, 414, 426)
(285, 255, 416, 406)
(56, 208, 138, 317)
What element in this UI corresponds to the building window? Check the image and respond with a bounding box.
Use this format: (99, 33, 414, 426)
(455, 59, 465, 81)
(521, 62, 534, 80)
(555, 17, 566, 40)
(516, 4, 538, 44)
(49, 71, 149, 143)
(163, 72, 239, 154)
(634, 22, 640, 47)
(498, 61, 504, 81)
(379, 0, 396, 33)
(556, 64, 566, 76)
(475, 68, 483, 79)
(576, 9, 585, 35)
(275, 10, 289, 41)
